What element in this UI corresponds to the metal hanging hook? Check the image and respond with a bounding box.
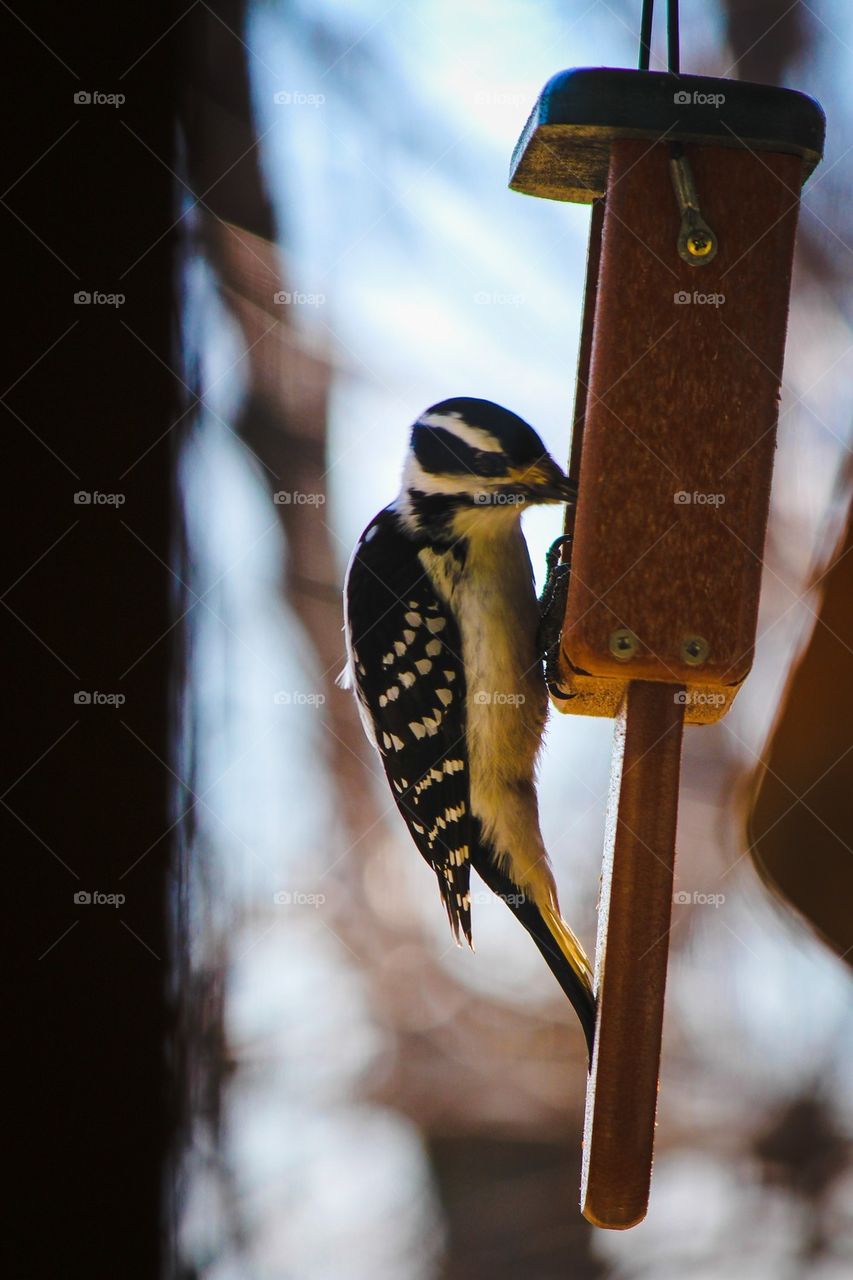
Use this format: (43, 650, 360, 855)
(637, 4, 718, 265)
(669, 143, 719, 265)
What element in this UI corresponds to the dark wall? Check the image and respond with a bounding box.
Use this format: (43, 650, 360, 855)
(4, 4, 180, 1276)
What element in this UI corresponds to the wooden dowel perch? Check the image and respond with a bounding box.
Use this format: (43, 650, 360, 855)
(582, 681, 684, 1227)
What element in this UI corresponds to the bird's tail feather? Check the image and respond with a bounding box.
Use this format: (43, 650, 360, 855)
(540, 900, 594, 992)
(471, 851, 596, 1060)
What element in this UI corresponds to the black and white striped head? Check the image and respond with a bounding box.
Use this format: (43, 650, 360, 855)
(395, 397, 575, 541)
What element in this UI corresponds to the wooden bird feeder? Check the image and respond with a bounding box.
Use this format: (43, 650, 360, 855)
(510, 0, 824, 1231)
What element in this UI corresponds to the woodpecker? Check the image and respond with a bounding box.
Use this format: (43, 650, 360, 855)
(341, 397, 595, 1054)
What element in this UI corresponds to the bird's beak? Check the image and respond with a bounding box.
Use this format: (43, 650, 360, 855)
(517, 460, 577, 505)
(546, 469, 578, 503)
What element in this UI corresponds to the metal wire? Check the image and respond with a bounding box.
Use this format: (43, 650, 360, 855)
(638, 0, 653, 71)
(637, 0, 680, 74)
(667, 0, 680, 74)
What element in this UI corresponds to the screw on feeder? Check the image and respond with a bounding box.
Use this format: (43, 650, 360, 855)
(670, 146, 718, 266)
(609, 628, 639, 661)
(681, 635, 710, 666)
(686, 233, 713, 259)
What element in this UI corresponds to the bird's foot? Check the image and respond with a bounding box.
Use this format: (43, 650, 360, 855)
(538, 535, 574, 699)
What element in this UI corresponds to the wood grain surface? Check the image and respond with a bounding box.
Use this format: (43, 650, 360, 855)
(559, 140, 804, 711)
(581, 681, 686, 1228)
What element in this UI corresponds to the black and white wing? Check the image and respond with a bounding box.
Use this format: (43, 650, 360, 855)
(344, 508, 473, 945)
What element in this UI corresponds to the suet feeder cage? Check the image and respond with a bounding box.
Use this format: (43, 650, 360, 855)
(509, 0, 825, 1230)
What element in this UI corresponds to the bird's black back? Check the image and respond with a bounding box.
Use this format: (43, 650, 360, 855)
(345, 507, 473, 943)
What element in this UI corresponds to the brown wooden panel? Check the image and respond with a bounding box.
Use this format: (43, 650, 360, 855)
(581, 681, 685, 1228)
(748, 492, 853, 958)
(560, 142, 804, 703)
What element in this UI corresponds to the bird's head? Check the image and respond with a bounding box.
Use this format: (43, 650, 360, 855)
(395, 397, 575, 542)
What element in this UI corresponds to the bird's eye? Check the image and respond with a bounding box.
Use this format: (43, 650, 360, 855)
(473, 451, 508, 478)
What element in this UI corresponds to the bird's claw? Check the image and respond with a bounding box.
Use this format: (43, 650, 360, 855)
(539, 535, 574, 697)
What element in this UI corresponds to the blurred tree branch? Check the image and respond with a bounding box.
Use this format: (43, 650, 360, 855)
(184, 0, 384, 842)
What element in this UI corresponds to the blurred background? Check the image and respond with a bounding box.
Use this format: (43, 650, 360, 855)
(173, 2, 853, 1276)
